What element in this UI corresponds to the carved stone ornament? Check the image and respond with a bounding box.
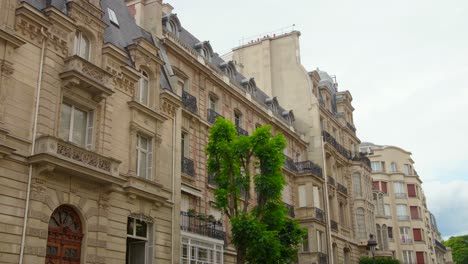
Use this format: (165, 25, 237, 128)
(0, 60, 13, 76)
(128, 212, 154, 223)
(161, 100, 176, 117)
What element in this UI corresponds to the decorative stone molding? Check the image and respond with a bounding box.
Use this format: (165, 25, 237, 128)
(128, 212, 154, 223)
(0, 60, 14, 76)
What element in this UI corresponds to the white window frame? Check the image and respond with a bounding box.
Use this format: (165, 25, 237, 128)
(138, 71, 150, 106)
(402, 250, 414, 264)
(403, 164, 411, 175)
(298, 185, 307, 207)
(108, 8, 119, 26)
(181, 236, 223, 264)
(59, 102, 94, 149)
(136, 134, 153, 180)
(74, 31, 90, 60)
(209, 96, 217, 111)
(390, 162, 398, 172)
(371, 161, 382, 172)
(127, 217, 153, 264)
(384, 204, 391, 217)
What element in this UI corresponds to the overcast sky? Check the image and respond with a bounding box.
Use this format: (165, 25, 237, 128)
(166, 0, 468, 238)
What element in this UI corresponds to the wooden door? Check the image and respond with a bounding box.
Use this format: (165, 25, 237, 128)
(46, 205, 83, 264)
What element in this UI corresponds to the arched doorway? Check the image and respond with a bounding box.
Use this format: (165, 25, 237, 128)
(46, 205, 83, 264)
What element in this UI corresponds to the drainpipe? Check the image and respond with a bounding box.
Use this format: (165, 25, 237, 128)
(171, 112, 177, 263)
(19, 27, 47, 264)
(321, 136, 334, 264)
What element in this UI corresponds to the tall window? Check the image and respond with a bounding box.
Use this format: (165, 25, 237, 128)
(390, 162, 398, 172)
(382, 224, 389, 250)
(402, 251, 414, 264)
(312, 186, 321, 208)
(302, 231, 309, 252)
(234, 112, 241, 128)
(59, 103, 94, 149)
(352, 173, 362, 197)
(356, 207, 366, 239)
(127, 217, 153, 264)
(138, 71, 150, 106)
(384, 204, 391, 217)
(181, 132, 189, 159)
(397, 204, 409, 221)
(317, 230, 324, 253)
(181, 237, 223, 264)
(376, 224, 383, 247)
(413, 228, 423, 241)
(137, 135, 152, 179)
(394, 182, 406, 196)
(403, 164, 411, 175)
(298, 185, 307, 207)
(74, 31, 90, 60)
(400, 227, 412, 243)
(371, 161, 384, 172)
(209, 96, 217, 111)
(373, 193, 385, 215)
(410, 206, 420, 219)
(407, 184, 417, 197)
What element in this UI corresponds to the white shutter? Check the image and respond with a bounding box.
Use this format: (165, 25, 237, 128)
(147, 138, 153, 179)
(298, 185, 306, 207)
(313, 186, 320, 208)
(85, 110, 94, 150)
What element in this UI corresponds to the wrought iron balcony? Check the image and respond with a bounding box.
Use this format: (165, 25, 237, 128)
(435, 240, 446, 251)
(330, 220, 338, 231)
(180, 211, 225, 241)
(182, 90, 198, 114)
(207, 109, 223, 124)
(181, 157, 195, 177)
(346, 122, 356, 133)
(315, 207, 325, 222)
(236, 126, 249, 136)
(327, 176, 335, 186)
(322, 130, 352, 159)
(283, 202, 295, 217)
(351, 152, 371, 169)
(296, 160, 323, 177)
(283, 154, 297, 171)
(296, 207, 325, 223)
(337, 183, 348, 195)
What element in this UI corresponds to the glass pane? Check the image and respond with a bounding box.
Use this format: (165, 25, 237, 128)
(127, 217, 134, 235)
(80, 35, 90, 60)
(139, 136, 148, 150)
(139, 78, 149, 105)
(135, 219, 147, 238)
(139, 152, 147, 178)
(59, 104, 72, 140)
(72, 107, 87, 146)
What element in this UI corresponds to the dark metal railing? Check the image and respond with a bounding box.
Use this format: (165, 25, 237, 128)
(283, 154, 297, 171)
(181, 157, 195, 177)
(351, 152, 372, 169)
(296, 160, 323, 177)
(435, 240, 446, 251)
(207, 109, 223, 124)
(318, 252, 328, 264)
(236, 126, 248, 136)
(315, 208, 324, 222)
(330, 220, 338, 231)
(346, 122, 356, 133)
(284, 202, 295, 217)
(322, 130, 352, 159)
(327, 176, 335, 186)
(180, 211, 225, 240)
(337, 183, 348, 195)
(182, 90, 198, 114)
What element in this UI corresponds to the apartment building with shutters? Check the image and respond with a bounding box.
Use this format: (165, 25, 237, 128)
(361, 142, 453, 264)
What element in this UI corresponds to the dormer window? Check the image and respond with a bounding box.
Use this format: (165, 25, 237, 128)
(108, 8, 119, 26)
(138, 70, 149, 106)
(200, 47, 210, 61)
(163, 14, 182, 37)
(74, 31, 90, 60)
(194, 41, 213, 62)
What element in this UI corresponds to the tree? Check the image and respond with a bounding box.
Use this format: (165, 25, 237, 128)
(443, 235, 468, 264)
(359, 257, 400, 264)
(206, 118, 305, 264)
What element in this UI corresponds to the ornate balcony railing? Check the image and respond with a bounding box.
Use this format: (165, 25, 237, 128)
(337, 183, 348, 195)
(318, 252, 328, 264)
(180, 211, 225, 240)
(182, 157, 195, 177)
(284, 202, 295, 217)
(296, 160, 323, 177)
(207, 109, 223, 124)
(283, 154, 297, 171)
(182, 90, 198, 114)
(327, 176, 335, 186)
(395, 193, 407, 198)
(315, 208, 325, 222)
(330, 220, 338, 231)
(346, 122, 356, 133)
(236, 126, 249, 136)
(435, 240, 446, 251)
(60, 55, 113, 101)
(322, 130, 352, 159)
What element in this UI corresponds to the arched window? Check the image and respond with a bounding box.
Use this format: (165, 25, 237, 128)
(376, 224, 383, 249)
(391, 162, 398, 172)
(74, 31, 90, 60)
(138, 70, 149, 106)
(356, 207, 366, 239)
(382, 224, 389, 250)
(344, 248, 350, 264)
(352, 173, 362, 197)
(46, 205, 83, 263)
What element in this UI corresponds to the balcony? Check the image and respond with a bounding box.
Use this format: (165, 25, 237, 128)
(296, 207, 325, 223)
(60, 55, 113, 101)
(395, 193, 407, 198)
(182, 90, 198, 114)
(337, 183, 348, 195)
(397, 215, 410, 221)
(283, 154, 297, 171)
(207, 109, 223, 124)
(351, 152, 371, 169)
(283, 203, 295, 217)
(236, 126, 249, 136)
(435, 240, 446, 251)
(330, 220, 338, 231)
(180, 211, 225, 241)
(296, 160, 323, 178)
(322, 131, 352, 159)
(327, 176, 335, 186)
(346, 122, 356, 133)
(29, 136, 121, 184)
(182, 157, 195, 177)
(401, 237, 413, 244)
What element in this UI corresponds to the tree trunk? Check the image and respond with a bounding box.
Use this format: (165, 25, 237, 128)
(236, 246, 247, 264)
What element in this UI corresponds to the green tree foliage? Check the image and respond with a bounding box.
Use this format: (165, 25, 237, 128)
(206, 118, 305, 264)
(359, 257, 400, 264)
(443, 235, 468, 264)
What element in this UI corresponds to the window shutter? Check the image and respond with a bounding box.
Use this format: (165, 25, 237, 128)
(85, 110, 94, 150)
(373, 181, 380, 191)
(407, 184, 416, 197)
(147, 138, 153, 179)
(416, 251, 425, 264)
(413, 228, 422, 241)
(410, 206, 419, 219)
(381, 182, 387, 193)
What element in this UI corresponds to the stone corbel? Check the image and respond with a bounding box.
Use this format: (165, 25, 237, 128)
(35, 163, 56, 176)
(153, 201, 164, 210)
